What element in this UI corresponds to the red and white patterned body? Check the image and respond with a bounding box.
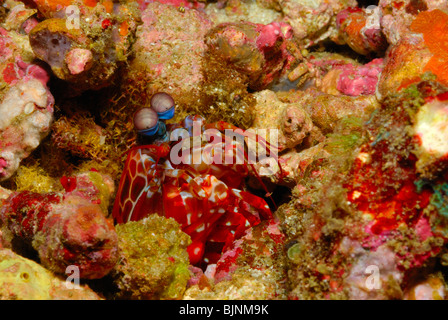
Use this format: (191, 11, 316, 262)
(112, 116, 276, 266)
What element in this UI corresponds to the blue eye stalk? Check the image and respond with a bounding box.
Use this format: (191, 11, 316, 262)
(134, 92, 176, 143)
(156, 105, 175, 120)
(138, 122, 160, 137)
(134, 93, 176, 142)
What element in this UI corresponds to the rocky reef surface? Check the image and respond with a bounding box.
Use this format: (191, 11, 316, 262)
(0, 0, 448, 301)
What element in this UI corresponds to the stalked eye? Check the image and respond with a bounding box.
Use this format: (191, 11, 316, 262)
(133, 107, 159, 136)
(150, 92, 175, 120)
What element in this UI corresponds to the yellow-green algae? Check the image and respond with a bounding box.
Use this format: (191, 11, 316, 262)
(112, 215, 191, 300)
(14, 163, 57, 193)
(0, 249, 101, 300)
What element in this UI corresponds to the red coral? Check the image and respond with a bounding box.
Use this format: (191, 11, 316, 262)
(1, 191, 61, 241)
(0, 189, 118, 279)
(345, 140, 432, 236)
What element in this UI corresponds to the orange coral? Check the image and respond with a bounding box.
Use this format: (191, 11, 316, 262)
(33, 0, 72, 11)
(102, 0, 114, 13)
(341, 12, 368, 55)
(410, 9, 448, 86)
(83, 0, 98, 7)
(32, 0, 103, 17)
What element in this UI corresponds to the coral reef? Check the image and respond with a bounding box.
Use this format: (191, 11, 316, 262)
(280, 0, 357, 47)
(0, 78, 54, 181)
(248, 87, 378, 185)
(0, 171, 118, 279)
(379, 0, 448, 45)
(0, 19, 54, 181)
(28, 0, 139, 93)
(0, 0, 448, 302)
(205, 20, 294, 91)
(0, 249, 101, 300)
(0, 248, 102, 299)
(122, 2, 212, 115)
(184, 219, 288, 299)
(112, 215, 191, 300)
(336, 6, 387, 55)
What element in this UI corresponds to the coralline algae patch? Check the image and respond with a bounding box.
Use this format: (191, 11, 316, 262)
(0, 0, 448, 301)
(409, 9, 448, 87)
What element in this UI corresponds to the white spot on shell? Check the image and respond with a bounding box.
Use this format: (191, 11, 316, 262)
(24, 102, 34, 115)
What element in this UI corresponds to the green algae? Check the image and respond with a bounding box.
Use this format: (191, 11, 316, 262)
(431, 183, 448, 219)
(112, 215, 191, 300)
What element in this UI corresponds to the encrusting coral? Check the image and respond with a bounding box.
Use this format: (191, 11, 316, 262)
(1, 0, 448, 301)
(111, 215, 191, 300)
(0, 170, 118, 279)
(0, 17, 55, 181)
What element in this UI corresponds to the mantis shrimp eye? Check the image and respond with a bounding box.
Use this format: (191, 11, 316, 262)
(133, 107, 159, 136)
(150, 92, 175, 120)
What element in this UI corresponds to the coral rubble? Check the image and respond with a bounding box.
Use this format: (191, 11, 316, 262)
(112, 215, 191, 300)
(0, 0, 447, 301)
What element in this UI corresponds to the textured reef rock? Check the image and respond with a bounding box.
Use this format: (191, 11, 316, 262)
(335, 6, 387, 55)
(0, 248, 102, 299)
(302, 52, 384, 96)
(124, 2, 212, 111)
(249, 87, 378, 185)
(111, 215, 191, 300)
(379, 0, 448, 45)
(205, 20, 295, 91)
(0, 78, 54, 182)
(0, 20, 54, 181)
(280, 77, 448, 300)
(184, 219, 288, 299)
(340, 83, 448, 299)
(0, 171, 118, 279)
(114, 1, 299, 129)
(378, 8, 448, 99)
(204, 0, 282, 26)
(28, 0, 139, 93)
(251, 89, 323, 151)
(203, 0, 357, 48)
(412, 94, 448, 178)
(1, 0, 448, 301)
(403, 273, 446, 300)
(280, 0, 357, 47)
(340, 239, 403, 299)
(325, 58, 383, 96)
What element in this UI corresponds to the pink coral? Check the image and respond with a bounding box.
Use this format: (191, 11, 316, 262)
(336, 58, 383, 96)
(0, 23, 55, 181)
(206, 21, 295, 90)
(137, 0, 205, 11)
